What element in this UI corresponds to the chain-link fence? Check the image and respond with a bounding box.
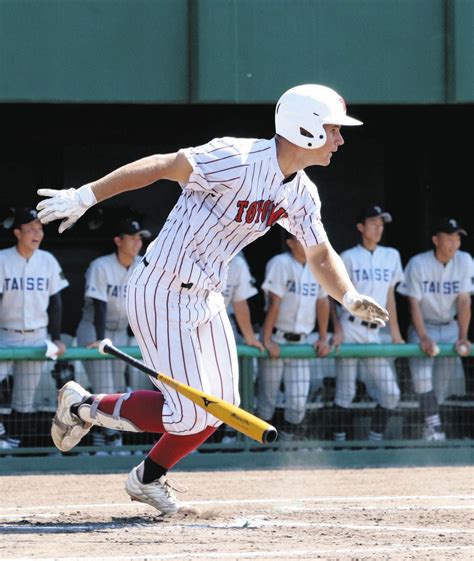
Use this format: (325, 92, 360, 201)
(0, 344, 472, 455)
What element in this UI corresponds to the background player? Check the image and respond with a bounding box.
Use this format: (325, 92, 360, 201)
(397, 217, 472, 440)
(257, 231, 330, 440)
(223, 251, 263, 351)
(76, 217, 152, 452)
(36, 84, 389, 516)
(0, 208, 68, 447)
(332, 205, 404, 442)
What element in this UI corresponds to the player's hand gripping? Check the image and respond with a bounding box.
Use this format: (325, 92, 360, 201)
(342, 291, 389, 327)
(36, 185, 97, 233)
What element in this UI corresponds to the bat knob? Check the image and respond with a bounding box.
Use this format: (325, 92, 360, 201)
(262, 426, 278, 444)
(98, 338, 113, 355)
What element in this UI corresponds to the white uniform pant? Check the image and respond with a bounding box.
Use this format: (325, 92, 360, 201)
(335, 317, 400, 410)
(407, 322, 464, 401)
(257, 336, 310, 424)
(0, 328, 48, 413)
(127, 265, 240, 435)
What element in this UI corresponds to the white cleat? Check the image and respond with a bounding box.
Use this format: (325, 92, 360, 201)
(125, 466, 184, 516)
(51, 381, 93, 452)
(423, 426, 446, 441)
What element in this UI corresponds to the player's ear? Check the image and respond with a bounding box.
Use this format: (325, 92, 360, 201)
(13, 227, 21, 241)
(113, 235, 122, 248)
(356, 222, 364, 234)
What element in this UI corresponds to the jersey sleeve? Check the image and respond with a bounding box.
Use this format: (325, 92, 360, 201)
(396, 258, 421, 299)
(232, 258, 258, 302)
(278, 174, 329, 247)
(84, 260, 108, 302)
(0, 253, 4, 295)
(180, 138, 248, 193)
(48, 254, 69, 296)
(261, 256, 288, 298)
(459, 252, 473, 293)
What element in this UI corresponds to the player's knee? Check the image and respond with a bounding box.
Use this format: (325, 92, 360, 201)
(380, 389, 400, 410)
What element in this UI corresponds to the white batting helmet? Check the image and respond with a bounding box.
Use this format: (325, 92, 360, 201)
(275, 84, 363, 149)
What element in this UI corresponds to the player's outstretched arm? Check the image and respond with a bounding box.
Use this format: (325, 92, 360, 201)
(305, 242, 389, 327)
(37, 151, 192, 233)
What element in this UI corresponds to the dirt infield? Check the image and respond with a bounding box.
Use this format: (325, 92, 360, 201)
(0, 466, 473, 560)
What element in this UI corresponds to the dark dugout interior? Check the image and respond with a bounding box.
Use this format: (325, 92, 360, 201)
(0, 103, 472, 336)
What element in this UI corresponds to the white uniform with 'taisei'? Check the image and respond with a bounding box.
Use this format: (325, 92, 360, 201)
(397, 249, 472, 401)
(127, 137, 329, 435)
(0, 247, 69, 412)
(76, 253, 152, 394)
(257, 252, 327, 425)
(335, 244, 404, 410)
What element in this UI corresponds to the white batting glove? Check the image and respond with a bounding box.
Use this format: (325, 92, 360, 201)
(36, 185, 97, 233)
(342, 291, 389, 327)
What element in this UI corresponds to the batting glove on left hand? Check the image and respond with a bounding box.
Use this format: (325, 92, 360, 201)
(36, 185, 97, 233)
(343, 291, 389, 327)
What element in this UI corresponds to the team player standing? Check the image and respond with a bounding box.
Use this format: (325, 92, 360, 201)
(36, 84, 389, 515)
(332, 205, 404, 442)
(397, 217, 471, 440)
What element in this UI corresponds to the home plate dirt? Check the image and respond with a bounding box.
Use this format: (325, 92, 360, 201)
(0, 467, 473, 560)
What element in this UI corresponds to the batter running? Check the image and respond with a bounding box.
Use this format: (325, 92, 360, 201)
(36, 84, 389, 516)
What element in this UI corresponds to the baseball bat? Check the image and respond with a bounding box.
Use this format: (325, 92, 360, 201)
(98, 339, 278, 445)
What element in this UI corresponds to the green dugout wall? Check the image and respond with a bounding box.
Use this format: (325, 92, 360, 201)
(1, 0, 473, 104)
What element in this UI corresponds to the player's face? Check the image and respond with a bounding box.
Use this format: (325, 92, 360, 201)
(14, 219, 44, 252)
(358, 216, 384, 245)
(310, 124, 344, 167)
(116, 233, 143, 258)
(432, 232, 461, 261)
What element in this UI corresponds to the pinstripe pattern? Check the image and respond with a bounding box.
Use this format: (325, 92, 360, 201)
(126, 266, 239, 434)
(142, 137, 328, 293)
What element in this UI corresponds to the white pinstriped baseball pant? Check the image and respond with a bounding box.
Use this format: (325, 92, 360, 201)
(126, 264, 240, 435)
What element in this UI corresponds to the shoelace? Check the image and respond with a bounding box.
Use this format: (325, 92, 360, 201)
(159, 477, 187, 495)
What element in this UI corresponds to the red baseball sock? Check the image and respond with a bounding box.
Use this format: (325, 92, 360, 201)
(148, 426, 217, 469)
(97, 390, 165, 433)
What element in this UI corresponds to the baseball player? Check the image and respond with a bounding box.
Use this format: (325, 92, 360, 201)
(76, 217, 152, 452)
(257, 231, 330, 439)
(36, 84, 389, 516)
(331, 205, 404, 442)
(0, 208, 68, 447)
(397, 217, 472, 440)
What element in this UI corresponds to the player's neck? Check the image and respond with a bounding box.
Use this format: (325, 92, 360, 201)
(362, 240, 378, 252)
(116, 251, 134, 268)
(434, 250, 452, 265)
(15, 244, 35, 260)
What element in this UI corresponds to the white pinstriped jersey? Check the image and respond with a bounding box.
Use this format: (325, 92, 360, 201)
(262, 252, 327, 335)
(222, 252, 257, 309)
(397, 249, 472, 323)
(142, 137, 328, 293)
(80, 253, 141, 331)
(339, 245, 404, 319)
(0, 246, 69, 330)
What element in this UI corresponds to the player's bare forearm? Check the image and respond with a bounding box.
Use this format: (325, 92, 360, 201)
(262, 293, 281, 345)
(233, 299, 262, 350)
(90, 152, 192, 202)
(386, 287, 403, 342)
(456, 293, 471, 340)
(316, 297, 330, 341)
(305, 242, 355, 304)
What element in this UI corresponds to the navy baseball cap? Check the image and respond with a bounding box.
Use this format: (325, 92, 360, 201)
(356, 204, 392, 224)
(13, 207, 40, 228)
(432, 217, 467, 236)
(116, 218, 151, 238)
